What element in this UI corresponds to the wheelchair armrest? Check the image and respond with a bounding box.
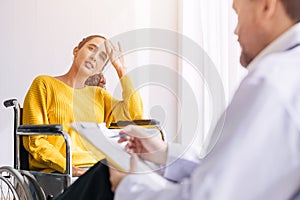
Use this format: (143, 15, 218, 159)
(18, 124, 62, 133)
(109, 119, 166, 141)
(17, 124, 72, 177)
(109, 119, 160, 126)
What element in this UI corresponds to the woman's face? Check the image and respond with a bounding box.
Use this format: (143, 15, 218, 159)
(73, 37, 108, 77)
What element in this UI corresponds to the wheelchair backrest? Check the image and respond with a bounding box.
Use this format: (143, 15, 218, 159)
(4, 99, 29, 170)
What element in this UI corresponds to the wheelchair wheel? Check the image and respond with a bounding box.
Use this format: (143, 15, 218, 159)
(20, 170, 46, 200)
(0, 166, 33, 200)
(0, 175, 20, 200)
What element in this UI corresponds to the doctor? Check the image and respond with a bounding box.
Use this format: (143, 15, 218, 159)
(110, 0, 300, 199)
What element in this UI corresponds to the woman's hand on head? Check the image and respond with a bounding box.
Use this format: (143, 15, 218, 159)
(105, 40, 127, 78)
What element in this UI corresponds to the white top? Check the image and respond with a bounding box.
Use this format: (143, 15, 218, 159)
(115, 23, 300, 200)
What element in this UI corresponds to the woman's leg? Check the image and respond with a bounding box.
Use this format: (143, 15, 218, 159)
(55, 160, 114, 200)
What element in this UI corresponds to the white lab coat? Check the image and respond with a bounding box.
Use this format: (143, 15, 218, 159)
(115, 23, 300, 200)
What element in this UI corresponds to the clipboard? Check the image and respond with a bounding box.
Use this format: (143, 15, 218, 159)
(71, 122, 155, 173)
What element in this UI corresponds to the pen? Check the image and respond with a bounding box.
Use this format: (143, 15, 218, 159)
(109, 134, 127, 139)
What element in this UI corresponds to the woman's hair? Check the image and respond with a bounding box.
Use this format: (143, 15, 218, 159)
(280, 0, 300, 23)
(77, 35, 106, 50)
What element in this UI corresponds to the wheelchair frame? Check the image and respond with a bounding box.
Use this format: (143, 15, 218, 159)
(1, 99, 72, 200)
(1, 98, 166, 200)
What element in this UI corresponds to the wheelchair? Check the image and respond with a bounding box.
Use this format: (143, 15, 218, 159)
(0, 98, 165, 200)
(1, 99, 72, 200)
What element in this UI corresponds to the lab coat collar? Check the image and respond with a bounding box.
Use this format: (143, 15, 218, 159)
(247, 22, 300, 72)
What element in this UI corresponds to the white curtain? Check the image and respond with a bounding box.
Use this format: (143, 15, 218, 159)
(177, 0, 247, 156)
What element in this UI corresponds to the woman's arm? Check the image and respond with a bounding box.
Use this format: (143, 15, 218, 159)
(22, 76, 67, 173)
(103, 41, 144, 124)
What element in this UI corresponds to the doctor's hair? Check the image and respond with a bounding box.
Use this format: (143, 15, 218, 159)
(77, 35, 106, 50)
(280, 0, 300, 22)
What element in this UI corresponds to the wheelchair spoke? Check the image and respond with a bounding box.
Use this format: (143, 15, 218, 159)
(0, 175, 20, 200)
(0, 166, 32, 200)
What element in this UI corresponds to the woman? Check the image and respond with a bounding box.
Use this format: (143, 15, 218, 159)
(22, 35, 143, 177)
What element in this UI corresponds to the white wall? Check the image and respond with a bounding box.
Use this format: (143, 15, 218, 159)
(0, 0, 179, 166)
(0, 0, 244, 166)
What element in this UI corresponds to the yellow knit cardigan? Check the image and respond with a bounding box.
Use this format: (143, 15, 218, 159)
(22, 75, 143, 173)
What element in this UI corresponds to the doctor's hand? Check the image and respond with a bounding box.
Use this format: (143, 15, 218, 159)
(109, 167, 127, 192)
(109, 154, 137, 192)
(118, 125, 168, 165)
(104, 40, 127, 78)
